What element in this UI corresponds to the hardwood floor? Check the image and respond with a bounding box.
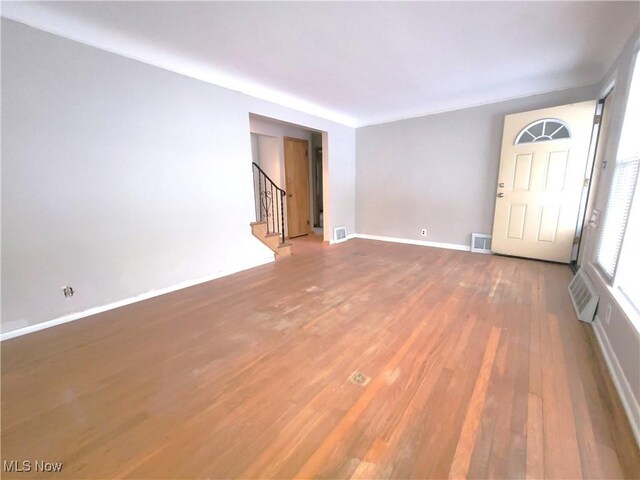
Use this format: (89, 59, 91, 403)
(1, 239, 638, 479)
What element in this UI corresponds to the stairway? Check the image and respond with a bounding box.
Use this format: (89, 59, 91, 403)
(251, 161, 291, 258)
(251, 222, 292, 258)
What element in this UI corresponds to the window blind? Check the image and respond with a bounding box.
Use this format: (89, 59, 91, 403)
(616, 188, 640, 314)
(596, 159, 639, 279)
(596, 54, 640, 281)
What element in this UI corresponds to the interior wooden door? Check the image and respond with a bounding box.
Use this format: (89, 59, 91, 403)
(491, 100, 596, 263)
(284, 137, 310, 238)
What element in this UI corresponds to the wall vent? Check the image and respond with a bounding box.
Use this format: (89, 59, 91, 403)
(471, 233, 492, 253)
(568, 269, 599, 323)
(333, 226, 347, 243)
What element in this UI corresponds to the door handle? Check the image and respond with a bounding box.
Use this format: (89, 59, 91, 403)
(499, 182, 505, 188)
(497, 193, 504, 198)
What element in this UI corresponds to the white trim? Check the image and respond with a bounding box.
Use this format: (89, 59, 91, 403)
(592, 315, 640, 447)
(352, 233, 471, 252)
(0, 255, 275, 341)
(599, 76, 616, 100)
(588, 251, 640, 332)
(328, 232, 357, 245)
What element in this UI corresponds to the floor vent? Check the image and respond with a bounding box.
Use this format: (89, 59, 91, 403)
(348, 370, 370, 386)
(568, 269, 599, 323)
(471, 233, 492, 253)
(333, 226, 348, 243)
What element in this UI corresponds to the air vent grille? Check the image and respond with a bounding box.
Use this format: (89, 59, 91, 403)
(471, 233, 492, 254)
(568, 269, 599, 323)
(333, 226, 347, 243)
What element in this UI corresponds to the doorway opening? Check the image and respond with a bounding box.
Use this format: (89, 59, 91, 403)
(311, 132, 324, 233)
(573, 90, 613, 270)
(249, 114, 326, 242)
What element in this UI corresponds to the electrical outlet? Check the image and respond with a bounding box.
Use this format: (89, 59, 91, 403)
(605, 304, 612, 324)
(63, 286, 74, 298)
(421, 228, 427, 237)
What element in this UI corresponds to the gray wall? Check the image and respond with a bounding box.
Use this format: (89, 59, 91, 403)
(1, 19, 355, 334)
(356, 85, 600, 247)
(580, 28, 640, 434)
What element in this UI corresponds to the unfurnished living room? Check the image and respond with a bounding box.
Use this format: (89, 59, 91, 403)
(1, 1, 640, 479)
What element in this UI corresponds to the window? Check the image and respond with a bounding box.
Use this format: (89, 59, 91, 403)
(595, 160, 639, 279)
(515, 119, 571, 144)
(596, 53, 640, 315)
(616, 180, 640, 314)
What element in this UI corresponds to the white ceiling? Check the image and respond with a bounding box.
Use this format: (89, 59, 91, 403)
(2, 1, 639, 127)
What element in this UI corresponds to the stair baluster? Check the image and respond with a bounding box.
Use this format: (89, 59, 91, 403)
(252, 162, 286, 245)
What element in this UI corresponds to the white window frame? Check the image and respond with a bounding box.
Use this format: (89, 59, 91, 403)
(594, 50, 640, 319)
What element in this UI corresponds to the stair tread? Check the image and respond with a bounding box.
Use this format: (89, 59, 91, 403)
(250, 221, 290, 257)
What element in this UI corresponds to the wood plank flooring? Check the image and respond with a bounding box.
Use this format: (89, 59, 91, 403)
(1, 237, 638, 479)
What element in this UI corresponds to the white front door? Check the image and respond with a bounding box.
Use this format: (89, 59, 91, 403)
(491, 101, 596, 263)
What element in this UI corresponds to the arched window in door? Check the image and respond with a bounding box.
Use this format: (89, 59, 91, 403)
(515, 119, 571, 144)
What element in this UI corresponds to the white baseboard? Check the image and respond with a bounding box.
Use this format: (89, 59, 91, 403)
(1, 255, 275, 342)
(351, 233, 471, 252)
(593, 315, 640, 447)
(327, 232, 357, 245)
